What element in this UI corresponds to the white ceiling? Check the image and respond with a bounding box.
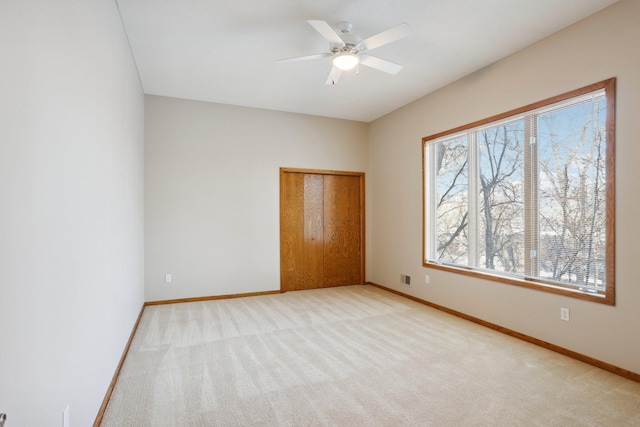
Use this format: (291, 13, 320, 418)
(116, 0, 618, 122)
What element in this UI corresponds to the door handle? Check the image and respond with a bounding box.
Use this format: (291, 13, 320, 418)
(0, 413, 6, 427)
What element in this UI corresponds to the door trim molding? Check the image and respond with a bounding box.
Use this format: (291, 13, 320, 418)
(280, 167, 365, 177)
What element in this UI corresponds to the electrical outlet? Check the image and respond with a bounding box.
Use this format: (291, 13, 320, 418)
(424, 275, 430, 284)
(165, 274, 172, 283)
(560, 307, 570, 322)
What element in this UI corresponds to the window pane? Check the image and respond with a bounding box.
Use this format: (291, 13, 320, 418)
(434, 135, 469, 264)
(477, 120, 525, 274)
(537, 96, 607, 290)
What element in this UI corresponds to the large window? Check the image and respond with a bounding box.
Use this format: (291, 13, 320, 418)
(423, 79, 615, 304)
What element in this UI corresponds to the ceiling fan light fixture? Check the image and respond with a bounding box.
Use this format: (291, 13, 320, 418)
(333, 53, 359, 71)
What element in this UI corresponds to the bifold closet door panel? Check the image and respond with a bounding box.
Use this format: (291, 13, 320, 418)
(280, 172, 305, 292)
(323, 174, 362, 287)
(303, 174, 324, 288)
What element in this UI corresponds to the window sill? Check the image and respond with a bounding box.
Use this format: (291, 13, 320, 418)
(423, 261, 614, 305)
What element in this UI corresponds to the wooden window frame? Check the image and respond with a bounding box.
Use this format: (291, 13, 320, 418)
(422, 78, 616, 305)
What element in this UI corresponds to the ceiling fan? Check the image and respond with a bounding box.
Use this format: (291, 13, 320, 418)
(278, 20, 410, 85)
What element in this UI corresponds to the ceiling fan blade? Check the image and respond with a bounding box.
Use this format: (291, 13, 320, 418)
(308, 20, 345, 46)
(325, 67, 342, 85)
(278, 52, 332, 64)
(359, 55, 403, 74)
(359, 22, 410, 51)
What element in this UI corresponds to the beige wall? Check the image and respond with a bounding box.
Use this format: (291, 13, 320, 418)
(0, 0, 145, 425)
(145, 96, 369, 301)
(368, 0, 640, 374)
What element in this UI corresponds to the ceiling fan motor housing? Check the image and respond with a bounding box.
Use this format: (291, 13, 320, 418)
(331, 43, 359, 55)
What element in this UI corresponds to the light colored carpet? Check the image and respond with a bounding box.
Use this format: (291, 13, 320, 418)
(101, 285, 640, 426)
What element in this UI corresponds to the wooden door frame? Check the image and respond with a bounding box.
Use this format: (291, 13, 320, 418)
(279, 167, 366, 291)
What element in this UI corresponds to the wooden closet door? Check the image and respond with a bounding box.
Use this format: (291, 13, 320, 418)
(280, 169, 364, 292)
(280, 172, 305, 291)
(280, 172, 325, 291)
(303, 174, 324, 288)
(323, 175, 362, 287)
